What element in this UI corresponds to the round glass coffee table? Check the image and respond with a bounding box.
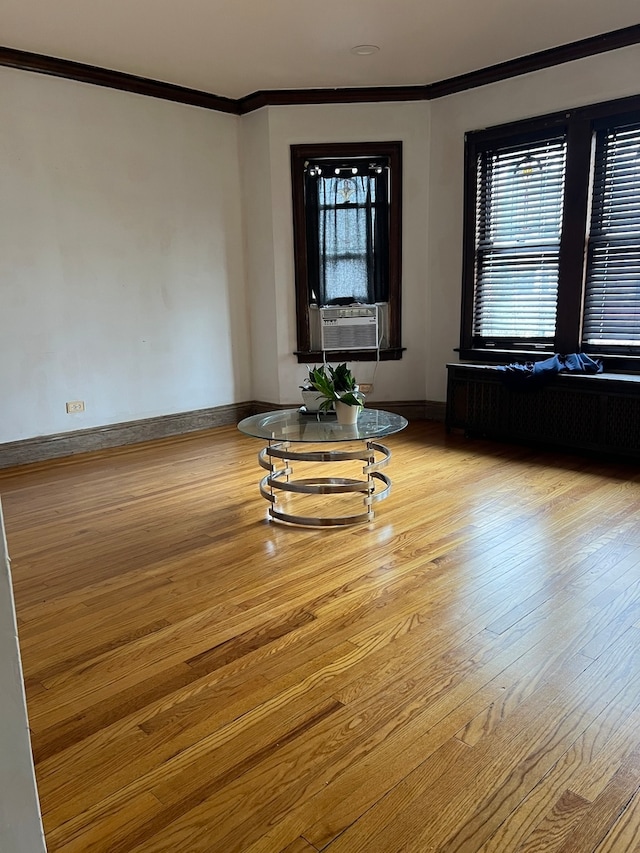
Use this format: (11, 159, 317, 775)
(238, 408, 408, 526)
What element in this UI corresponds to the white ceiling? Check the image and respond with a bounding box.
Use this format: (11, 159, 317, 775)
(1, 0, 639, 100)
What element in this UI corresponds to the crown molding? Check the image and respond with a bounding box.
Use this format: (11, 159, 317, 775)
(0, 45, 239, 113)
(1, 23, 639, 115)
(237, 85, 429, 114)
(426, 22, 640, 99)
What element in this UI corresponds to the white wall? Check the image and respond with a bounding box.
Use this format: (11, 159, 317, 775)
(0, 67, 251, 444)
(427, 44, 640, 402)
(239, 108, 281, 404)
(241, 101, 431, 407)
(0, 500, 46, 853)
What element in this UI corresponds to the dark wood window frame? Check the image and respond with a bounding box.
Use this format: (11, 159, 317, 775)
(291, 141, 403, 363)
(460, 92, 640, 372)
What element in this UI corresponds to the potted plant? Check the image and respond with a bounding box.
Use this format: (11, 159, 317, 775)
(309, 363, 364, 424)
(299, 365, 327, 412)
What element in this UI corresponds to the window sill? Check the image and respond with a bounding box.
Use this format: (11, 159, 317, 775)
(455, 348, 553, 363)
(455, 348, 640, 374)
(295, 348, 405, 364)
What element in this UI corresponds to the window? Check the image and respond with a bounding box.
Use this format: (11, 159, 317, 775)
(473, 133, 567, 345)
(583, 121, 640, 349)
(291, 142, 403, 361)
(460, 94, 640, 369)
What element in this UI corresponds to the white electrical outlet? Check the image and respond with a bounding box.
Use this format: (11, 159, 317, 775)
(66, 401, 85, 413)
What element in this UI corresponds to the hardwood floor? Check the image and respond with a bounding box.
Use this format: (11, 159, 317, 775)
(2, 420, 640, 852)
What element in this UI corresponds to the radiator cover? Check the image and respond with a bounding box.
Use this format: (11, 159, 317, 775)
(446, 364, 640, 459)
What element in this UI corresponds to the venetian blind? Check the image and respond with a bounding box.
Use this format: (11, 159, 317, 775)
(473, 135, 567, 346)
(582, 122, 640, 350)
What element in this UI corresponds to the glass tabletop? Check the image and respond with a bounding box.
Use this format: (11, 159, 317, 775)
(238, 408, 408, 442)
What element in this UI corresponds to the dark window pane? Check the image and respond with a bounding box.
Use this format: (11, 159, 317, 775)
(291, 142, 402, 359)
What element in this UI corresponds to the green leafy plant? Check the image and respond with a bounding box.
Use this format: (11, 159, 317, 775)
(300, 365, 327, 390)
(309, 363, 363, 411)
(329, 363, 357, 394)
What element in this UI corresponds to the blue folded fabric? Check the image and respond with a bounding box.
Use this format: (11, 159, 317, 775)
(496, 353, 602, 389)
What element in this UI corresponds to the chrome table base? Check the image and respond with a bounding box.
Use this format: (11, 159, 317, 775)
(257, 439, 392, 526)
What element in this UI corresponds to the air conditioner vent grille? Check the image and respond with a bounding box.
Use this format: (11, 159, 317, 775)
(320, 306, 379, 350)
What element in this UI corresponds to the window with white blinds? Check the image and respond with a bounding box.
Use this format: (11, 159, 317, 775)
(583, 122, 640, 351)
(473, 136, 567, 345)
(461, 95, 640, 368)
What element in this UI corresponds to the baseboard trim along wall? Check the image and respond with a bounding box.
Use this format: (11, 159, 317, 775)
(0, 399, 443, 469)
(0, 403, 254, 469)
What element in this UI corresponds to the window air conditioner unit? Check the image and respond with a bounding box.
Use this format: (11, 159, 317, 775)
(320, 306, 379, 350)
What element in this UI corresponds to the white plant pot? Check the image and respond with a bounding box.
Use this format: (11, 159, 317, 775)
(301, 389, 324, 412)
(335, 400, 362, 425)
